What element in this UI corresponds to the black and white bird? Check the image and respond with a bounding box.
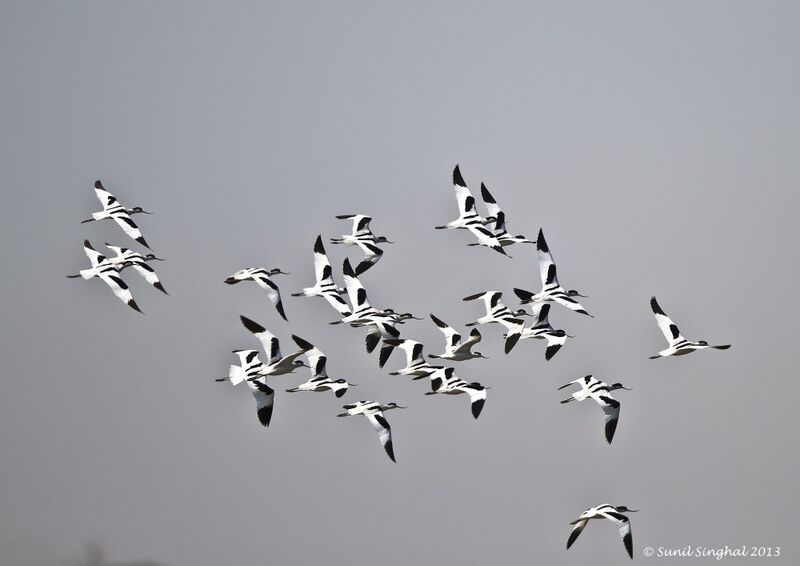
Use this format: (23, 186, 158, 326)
(218, 349, 265, 386)
(238, 315, 309, 377)
(649, 297, 731, 359)
(428, 314, 487, 361)
(477, 183, 536, 247)
(559, 375, 631, 444)
(66, 240, 142, 313)
(216, 349, 276, 427)
(81, 180, 153, 249)
(504, 303, 572, 360)
(103, 243, 167, 294)
(337, 401, 406, 462)
(435, 165, 508, 256)
(381, 338, 438, 378)
(285, 336, 355, 398)
(331, 214, 394, 275)
(514, 228, 591, 316)
(462, 291, 528, 329)
(291, 235, 351, 318)
(225, 268, 289, 321)
(566, 504, 638, 559)
(424, 367, 488, 419)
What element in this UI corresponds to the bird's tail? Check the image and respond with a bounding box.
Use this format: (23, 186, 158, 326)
(227, 365, 247, 386)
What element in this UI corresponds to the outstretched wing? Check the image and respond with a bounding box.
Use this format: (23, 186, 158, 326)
(650, 296, 684, 346)
(342, 258, 371, 312)
(466, 223, 508, 256)
(430, 314, 461, 353)
(452, 165, 477, 217)
(93, 180, 118, 210)
(480, 183, 506, 232)
(293, 335, 327, 377)
(536, 228, 558, 287)
(83, 240, 107, 267)
(111, 212, 150, 249)
(252, 274, 287, 321)
(365, 408, 396, 462)
(248, 379, 275, 427)
(594, 394, 621, 444)
(566, 518, 589, 550)
(130, 262, 167, 294)
(98, 270, 142, 312)
(312, 235, 334, 284)
(598, 509, 633, 559)
(240, 315, 282, 364)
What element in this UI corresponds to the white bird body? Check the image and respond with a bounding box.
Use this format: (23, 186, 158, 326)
(82, 180, 153, 249)
(103, 243, 167, 294)
(435, 165, 508, 256)
(285, 336, 355, 398)
(649, 297, 731, 358)
(225, 267, 289, 321)
(428, 314, 486, 361)
(222, 349, 265, 386)
(558, 375, 631, 444)
(462, 291, 527, 329)
(567, 504, 637, 559)
(292, 235, 351, 317)
(424, 367, 488, 419)
(513, 228, 591, 317)
(337, 401, 406, 462)
(504, 303, 571, 360)
(67, 240, 142, 313)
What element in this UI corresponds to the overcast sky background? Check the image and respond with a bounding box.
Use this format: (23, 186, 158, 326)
(2, 2, 799, 565)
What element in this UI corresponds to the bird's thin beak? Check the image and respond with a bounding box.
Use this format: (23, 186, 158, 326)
(153, 257, 166, 261)
(276, 270, 290, 275)
(385, 240, 395, 244)
(567, 334, 576, 338)
(622, 386, 633, 390)
(397, 405, 408, 409)
(627, 509, 639, 513)
(143, 211, 154, 215)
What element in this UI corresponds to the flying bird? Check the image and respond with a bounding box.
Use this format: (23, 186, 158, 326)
(566, 504, 638, 559)
(247, 378, 276, 427)
(237, 315, 309, 378)
(285, 336, 355, 398)
(503, 303, 572, 360)
(514, 228, 591, 316)
(81, 180, 153, 249)
(381, 338, 438, 378)
(225, 268, 289, 321)
(462, 291, 528, 329)
(337, 401, 406, 462)
(331, 214, 394, 275)
(649, 296, 731, 358)
(477, 183, 536, 247)
(103, 243, 167, 294)
(428, 314, 487, 361)
(424, 367, 488, 419)
(435, 165, 508, 256)
(217, 349, 265, 385)
(291, 235, 351, 317)
(559, 375, 631, 444)
(66, 240, 142, 313)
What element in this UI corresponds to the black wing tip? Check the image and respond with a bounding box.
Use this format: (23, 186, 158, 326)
(536, 228, 548, 252)
(462, 292, 484, 302)
(291, 335, 314, 351)
(128, 300, 143, 313)
(135, 236, 151, 250)
(94, 180, 104, 189)
(649, 296, 665, 315)
(276, 302, 288, 321)
(504, 333, 520, 354)
(513, 287, 533, 301)
(545, 344, 563, 361)
(452, 164, 467, 187)
(240, 315, 265, 333)
(313, 234, 325, 253)
(605, 419, 618, 444)
(257, 406, 273, 427)
(342, 257, 355, 277)
(471, 398, 485, 419)
(384, 439, 396, 462)
(335, 388, 347, 398)
(354, 261, 373, 276)
(623, 532, 633, 559)
(480, 183, 495, 203)
(153, 281, 168, 295)
(430, 313, 445, 327)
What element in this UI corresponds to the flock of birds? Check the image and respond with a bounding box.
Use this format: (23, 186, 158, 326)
(68, 167, 731, 560)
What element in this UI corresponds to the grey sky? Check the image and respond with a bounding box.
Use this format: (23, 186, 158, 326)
(1, 1, 798, 564)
